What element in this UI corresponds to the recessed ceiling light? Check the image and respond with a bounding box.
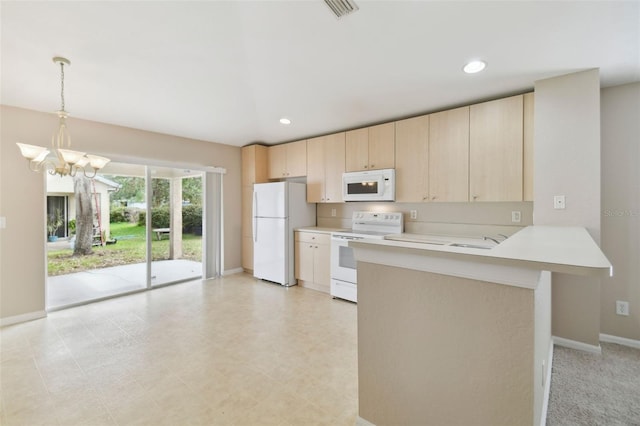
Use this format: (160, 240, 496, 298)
(279, 118, 291, 125)
(463, 60, 487, 74)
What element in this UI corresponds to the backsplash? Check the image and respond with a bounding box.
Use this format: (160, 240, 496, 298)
(316, 201, 533, 238)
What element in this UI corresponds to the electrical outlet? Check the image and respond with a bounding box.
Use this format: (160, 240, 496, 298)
(554, 195, 566, 209)
(410, 210, 417, 220)
(331, 208, 336, 217)
(616, 300, 629, 316)
(511, 211, 521, 223)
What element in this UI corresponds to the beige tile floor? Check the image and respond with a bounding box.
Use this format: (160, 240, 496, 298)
(0, 273, 359, 425)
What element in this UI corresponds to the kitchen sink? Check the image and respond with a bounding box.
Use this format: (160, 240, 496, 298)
(384, 234, 496, 250)
(448, 243, 492, 250)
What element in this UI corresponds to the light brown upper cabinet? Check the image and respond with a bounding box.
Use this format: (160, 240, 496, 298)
(242, 145, 268, 186)
(429, 106, 470, 202)
(469, 95, 524, 202)
(307, 132, 346, 203)
(523, 92, 534, 202)
(345, 122, 395, 172)
(268, 140, 307, 179)
(395, 115, 429, 202)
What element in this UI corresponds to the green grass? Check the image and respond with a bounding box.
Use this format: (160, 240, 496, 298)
(47, 222, 202, 276)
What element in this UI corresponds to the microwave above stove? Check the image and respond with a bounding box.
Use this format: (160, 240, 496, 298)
(342, 168, 395, 202)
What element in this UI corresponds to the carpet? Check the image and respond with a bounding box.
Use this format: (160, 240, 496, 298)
(547, 342, 640, 425)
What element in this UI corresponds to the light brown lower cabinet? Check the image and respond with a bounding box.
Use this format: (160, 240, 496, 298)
(294, 231, 330, 294)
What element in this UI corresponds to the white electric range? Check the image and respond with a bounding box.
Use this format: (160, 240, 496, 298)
(330, 211, 403, 302)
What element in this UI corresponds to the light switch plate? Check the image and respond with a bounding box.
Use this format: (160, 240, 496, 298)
(511, 211, 521, 223)
(616, 300, 629, 316)
(0, 216, 5, 229)
(554, 195, 566, 209)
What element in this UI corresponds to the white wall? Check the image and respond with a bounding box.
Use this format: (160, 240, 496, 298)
(534, 69, 602, 346)
(600, 82, 640, 341)
(0, 106, 241, 321)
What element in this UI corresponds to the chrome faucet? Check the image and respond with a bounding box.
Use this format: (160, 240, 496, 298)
(483, 236, 500, 244)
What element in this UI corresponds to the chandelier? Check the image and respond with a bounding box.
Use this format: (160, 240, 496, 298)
(16, 57, 110, 178)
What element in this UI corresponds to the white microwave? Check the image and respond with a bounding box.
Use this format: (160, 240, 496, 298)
(342, 169, 395, 202)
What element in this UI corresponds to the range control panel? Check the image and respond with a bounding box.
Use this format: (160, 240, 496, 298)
(352, 211, 403, 233)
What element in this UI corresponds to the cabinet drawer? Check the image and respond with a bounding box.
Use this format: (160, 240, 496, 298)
(295, 231, 330, 245)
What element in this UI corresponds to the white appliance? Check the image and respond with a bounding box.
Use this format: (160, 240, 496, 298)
(331, 211, 403, 302)
(253, 182, 316, 286)
(342, 168, 395, 202)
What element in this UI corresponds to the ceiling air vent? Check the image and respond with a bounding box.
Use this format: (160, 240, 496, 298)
(324, 0, 359, 18)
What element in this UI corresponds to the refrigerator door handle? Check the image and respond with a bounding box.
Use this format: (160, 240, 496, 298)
(253, 191, 258, 243)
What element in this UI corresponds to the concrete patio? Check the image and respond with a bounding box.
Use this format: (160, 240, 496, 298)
(47, 259, 203, 309)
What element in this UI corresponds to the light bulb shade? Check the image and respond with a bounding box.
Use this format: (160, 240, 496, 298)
(74, 157, 90, 168)
(33, 149, 51, 163)
(16, 143, 49, 162)
(57, 149, 86, 165)
(86, 154, 110, 170)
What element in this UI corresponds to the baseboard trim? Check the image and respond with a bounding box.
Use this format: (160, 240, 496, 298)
(552, 336, 602, 354)
(0, 310, 47, 327)
(540, 341, 554, 426)
(356, 416, 376, 426)
(600, 333, 640, 349)
(223, 267, 244, 276)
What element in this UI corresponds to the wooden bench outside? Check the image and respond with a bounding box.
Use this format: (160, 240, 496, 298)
(152, 228, 171, 240)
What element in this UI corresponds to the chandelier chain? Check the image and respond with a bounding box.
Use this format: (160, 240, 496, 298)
(60, 61, 65, 112)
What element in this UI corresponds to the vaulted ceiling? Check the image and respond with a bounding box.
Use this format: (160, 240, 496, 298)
(2, 1, 638, 147)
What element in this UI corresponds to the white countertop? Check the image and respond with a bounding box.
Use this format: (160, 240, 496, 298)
(351, 226, 612, 278)
(295, 226, 347, 234)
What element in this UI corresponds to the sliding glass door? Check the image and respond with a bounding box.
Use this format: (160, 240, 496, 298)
(46, 167, 148, 308)
(46, 162, 214, 310)
(149, 166, 203, 287)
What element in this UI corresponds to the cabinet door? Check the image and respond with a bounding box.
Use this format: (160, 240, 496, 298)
(294, 235, 315, 282)
(368, 122, 395, 170)
(345, 128, 369, 172)
(314, 242, 331, 289)
(429, 106, 470, 202)
(241, 185, 253, 238)
(242, 236, 253, 271)
(324, 132, 346, 203)
(242, 145, 268, 185)
(469, 95, 524, 201)
(286, 140, 307, 177)
(268, 144, 287, 179)
(306, 136, 325, 203)
(523, 92, 534, 202)
(242, 145, 256, 185)
(395, 116, 429, 202)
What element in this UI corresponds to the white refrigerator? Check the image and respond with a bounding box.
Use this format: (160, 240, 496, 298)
(253, 181, 316, 286)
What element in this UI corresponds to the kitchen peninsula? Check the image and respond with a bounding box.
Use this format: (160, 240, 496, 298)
(351, 226, 611, 426)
